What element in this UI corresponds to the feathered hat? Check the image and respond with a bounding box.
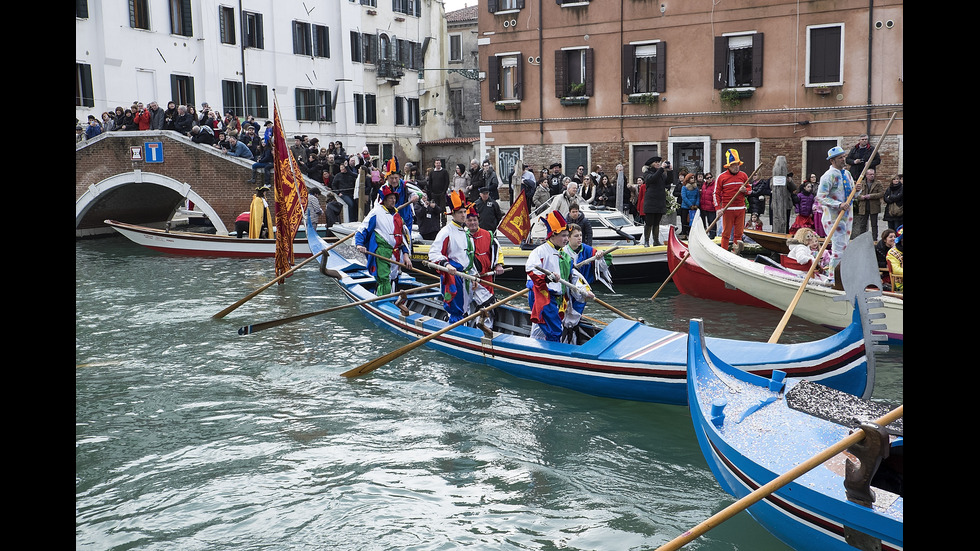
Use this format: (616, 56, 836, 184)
(383, 155, 400, 178)
(723, 149, 743, 168)
(540, 210, 568, 237)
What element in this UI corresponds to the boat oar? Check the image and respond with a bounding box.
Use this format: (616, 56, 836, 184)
(650, 162, 767, 301)
(768, 112, 897, 343)
(655, 404, 903, 551)
(211, 230, 357, 319)
(236, 282, 441, 335)
(574, 246, 618, 269)
(340, 287, 531, 378)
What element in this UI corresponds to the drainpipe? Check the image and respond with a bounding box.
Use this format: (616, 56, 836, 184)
(239, 0, 248, 116)
(539, 0, 544, 137)
(866, 0, 872, 134)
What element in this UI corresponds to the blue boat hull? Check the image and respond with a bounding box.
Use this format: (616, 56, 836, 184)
(327, 249, 872, 406)
(686, 319, 902, 550)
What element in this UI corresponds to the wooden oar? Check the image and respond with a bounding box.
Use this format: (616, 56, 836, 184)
(650, 162, 767, 301)
(340, 287, 531, 378)
(211, 230, 357, 319)
(656, 404, 903, 551)
(237, 282, 441, 335)
(574, 245, 619, 269)
(768, 112, 897, 343)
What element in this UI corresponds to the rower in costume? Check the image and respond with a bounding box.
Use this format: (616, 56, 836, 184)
(525, 211, 593, 342)
(429, 190, 475, 323)
(465, 205, 505, 331)
(355, 183, 413, 295)
(561, 223, 612, 343)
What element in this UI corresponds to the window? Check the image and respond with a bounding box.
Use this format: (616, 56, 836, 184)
(393, 0, 421, 17)
(488, 54, 522, 102)
(293, 21, 312, 56)
(313, 25, 330, 58)
(246, 84, 269, 119)
(623, 42, 666, 94)
(714, 33, 763, 89)
(555, 48, 593, 97)
(807, 24, 843, 86)
(170, 0, 192, 37)
(221, 80, 244, 116)
(488, 0, 524, 12)
(76, 0, 88, 18)
(450, 34, 462, 62)
(360, 0, 377, 6)
(362, 33, 377, 64)
(219, 6, 235, 45)
(564, 146, 589, 178)
(170, 74, 195, 106)
(449, 88, 463, 118)
(354, 93, 365, 124)
(351, 31, 362, 62)
(244, 12, 264, 49)
(130, 0, 150, 29)
(395, 97, 405, 126)
(406, 98, 420, 126)
(295, 89, 331, 122)
(76, 63, 94, 107)
(365, 94, 377, 124)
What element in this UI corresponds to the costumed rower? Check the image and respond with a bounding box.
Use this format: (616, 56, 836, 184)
(816, 145, 854, 269)
(559, 223, 608, 344)
(429, 190, 476, 323)
(248, 185, 273, 239)
(713, 148, 751, 254)
(465, 204, 505, 331)
(377, 156, 422, 251)
(355, 183, 413, 295)
(525, 211, 594, 342)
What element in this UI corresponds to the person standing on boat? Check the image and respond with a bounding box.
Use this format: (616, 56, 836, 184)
(379, 167, 422, 249)
(465, 207, 505, 331)
(816, 146, 854, 269)
(713, 149, 751, 254)
(641, 156, 674, 247)
(561, 224, 609, 343)
(355, 185, 413, 296)
(525, 211, 594, 342)
(248, 185, 272, 239)
(430, 191, 476, 324)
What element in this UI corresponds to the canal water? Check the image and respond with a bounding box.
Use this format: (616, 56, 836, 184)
(76, 237, 902, 551)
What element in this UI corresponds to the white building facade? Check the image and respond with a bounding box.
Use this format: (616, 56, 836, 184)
(75, 0, 455, 166)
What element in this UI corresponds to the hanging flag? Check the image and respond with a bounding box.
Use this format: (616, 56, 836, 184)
(271, 98, 309, 281)
(497, 187, 531, 245)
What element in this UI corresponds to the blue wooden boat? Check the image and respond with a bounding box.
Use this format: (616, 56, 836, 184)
(686, 317, 902, 550)
(315, 218, 876, 404)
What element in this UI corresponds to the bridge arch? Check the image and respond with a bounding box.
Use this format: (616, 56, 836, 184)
(76, 170, 228, 237)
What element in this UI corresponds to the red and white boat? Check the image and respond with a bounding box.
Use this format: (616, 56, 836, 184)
(104, 219, 333, 258)
(666, 226, 775, 309)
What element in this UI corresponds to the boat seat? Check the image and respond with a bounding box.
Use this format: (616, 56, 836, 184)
(779, 255, 811, 271)
(785, 380, 902, 436)
(571, 318, 642, 358)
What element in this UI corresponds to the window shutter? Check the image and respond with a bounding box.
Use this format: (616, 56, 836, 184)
(751, 33, 764, 87)
(584, 48, 595, 96)
(713, 36, 727, 89)
(516, 55, 524, 100)
(488, 56, 500, 102)
(622, 44, 634, 94)
(488, 0, 498, 13)
(181, 0, 193, 36)
(414, 42, 422, 70)
(218, 8, 226, 42)
(256, 14, 264, 49)
(655, 42, 666, 93)
(554, 50, 566, 97)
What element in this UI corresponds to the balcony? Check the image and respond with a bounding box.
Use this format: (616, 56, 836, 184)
(376, 60, 405, 83)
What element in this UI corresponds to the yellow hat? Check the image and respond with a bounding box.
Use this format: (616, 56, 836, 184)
(541, 210, 568, 237)
(723, 149, 743, 168)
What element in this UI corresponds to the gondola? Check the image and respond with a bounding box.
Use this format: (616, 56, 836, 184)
(686, 317, 902, 551)
(687, 216, 903, 342)
(666, 226, 775, 309)
(311, 218, 877, 405)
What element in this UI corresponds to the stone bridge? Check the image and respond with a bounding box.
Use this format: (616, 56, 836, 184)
(75, 130, 336, 237)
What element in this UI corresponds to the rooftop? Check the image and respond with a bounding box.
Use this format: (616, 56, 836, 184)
(446, 5, 479, 23)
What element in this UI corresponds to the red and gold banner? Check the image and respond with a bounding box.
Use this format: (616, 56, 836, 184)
(498, 187, 531, 245)
(271, 99, 308, 280)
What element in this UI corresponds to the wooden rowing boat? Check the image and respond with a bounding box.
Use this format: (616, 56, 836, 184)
(743, 228, 792, 254)
(687, 216, 903, 342)
(105, 219, 336, 258)
(666, 226, 775, 309)
(686, 317, 902, 550)
(314, 235, 876, 405)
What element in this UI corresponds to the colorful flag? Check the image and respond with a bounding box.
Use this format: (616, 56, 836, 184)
(271, 98, 308, 281)
(497, 188, 531, 245)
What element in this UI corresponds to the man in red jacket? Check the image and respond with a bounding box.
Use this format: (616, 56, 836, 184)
(713, 148, 751, 254)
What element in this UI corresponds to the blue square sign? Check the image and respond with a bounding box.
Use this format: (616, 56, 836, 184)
(144, 142, 164, 163)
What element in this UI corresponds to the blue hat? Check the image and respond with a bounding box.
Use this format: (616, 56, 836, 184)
(723, 149, 743, 168)
(827, 146, 846, 160)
